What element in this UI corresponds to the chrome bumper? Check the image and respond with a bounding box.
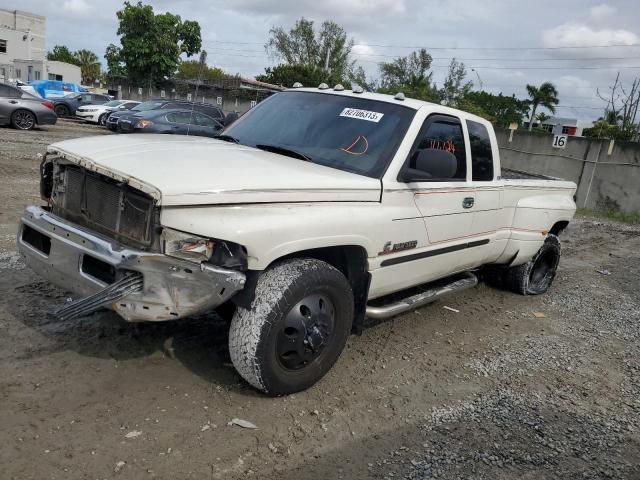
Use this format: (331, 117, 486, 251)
(17, 206, 246, 322)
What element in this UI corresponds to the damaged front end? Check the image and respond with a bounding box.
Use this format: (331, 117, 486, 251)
(18, 154, 247, 322)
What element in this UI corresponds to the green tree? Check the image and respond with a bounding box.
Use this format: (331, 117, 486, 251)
(440, 58, 473, 107)
(104, 43, 127, 77)
(378, 49, 438, 101)
(582, 120, 634, 140)
(535, 112, 551, 124)
(74, 49, 101, 85)
(266, 17, 361, 85)
(114, 1, 202, 85)
(461, 91, 530, 128)
(256, 63, 346, 88)
(47, 45, 80, 66)
(526, 82, 559, 131)
(176, 60, 225, 81)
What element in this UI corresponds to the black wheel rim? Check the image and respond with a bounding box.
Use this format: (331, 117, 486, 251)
(55, 106, 68, 116)
(276, 293, 335, 371)
(530, 249, 556, 286)
(14, 111, 34, 129)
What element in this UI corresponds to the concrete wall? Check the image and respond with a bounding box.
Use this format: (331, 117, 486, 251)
(110, 83, 272, 115)
(496, 128, 640, 213)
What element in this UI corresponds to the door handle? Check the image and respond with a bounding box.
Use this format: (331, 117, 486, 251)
(9, 100, 18, 104)
(462, 197, 475, 209)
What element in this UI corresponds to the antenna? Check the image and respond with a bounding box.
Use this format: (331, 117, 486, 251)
(187, 50, 207, 136)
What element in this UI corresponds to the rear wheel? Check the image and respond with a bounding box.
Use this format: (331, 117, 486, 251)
(54, 104, 69, 117)
(229, 258, 353, 395)
(486, 234, 561, 295)
(11, 109, 36, 130)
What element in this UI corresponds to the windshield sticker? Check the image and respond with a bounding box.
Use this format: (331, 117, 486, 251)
(339, 108, 384, 123)
(425, 138, 456, 154)
(340, 135, 369, 155)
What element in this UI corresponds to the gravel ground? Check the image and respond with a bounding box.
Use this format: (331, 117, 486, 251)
(0, 122, 639, 479)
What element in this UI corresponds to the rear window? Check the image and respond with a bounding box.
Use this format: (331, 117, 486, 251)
(466, 120, 494, 181)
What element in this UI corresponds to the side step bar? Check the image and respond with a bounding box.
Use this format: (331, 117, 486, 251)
(365, 272, 478, 320)
(53, 272, 144, 321)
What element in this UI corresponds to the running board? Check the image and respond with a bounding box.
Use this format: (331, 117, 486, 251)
(365, 272, 478, 319)
(53, 272, 144, 321)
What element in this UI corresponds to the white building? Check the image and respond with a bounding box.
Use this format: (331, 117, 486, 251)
(0, 8, 81, 84)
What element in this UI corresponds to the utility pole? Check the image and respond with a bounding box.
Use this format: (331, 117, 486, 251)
(471, 68, 483, 90)
(324, 47, 331, 71)
(194, 50, 207, 99)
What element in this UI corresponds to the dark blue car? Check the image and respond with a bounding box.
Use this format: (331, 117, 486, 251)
(118, 108, 224, 137)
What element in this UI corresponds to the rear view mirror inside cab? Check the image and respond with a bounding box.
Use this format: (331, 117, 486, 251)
(400, 148, 458, 182)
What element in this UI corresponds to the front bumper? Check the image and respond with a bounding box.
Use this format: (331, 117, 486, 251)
(76, 111, 99, 122)
(17, 206, 246, 322)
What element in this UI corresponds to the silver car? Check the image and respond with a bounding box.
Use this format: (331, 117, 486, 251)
(0, 83, 57, 130)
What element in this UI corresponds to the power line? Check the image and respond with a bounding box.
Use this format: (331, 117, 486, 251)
(206, 46, 640, 62)
(205, 39, 640, 50)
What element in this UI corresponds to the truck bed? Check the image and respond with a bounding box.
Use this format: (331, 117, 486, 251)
(501, 167, 563, 181)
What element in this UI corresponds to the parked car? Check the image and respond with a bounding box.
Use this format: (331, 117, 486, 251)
(53, 92, 112, 117)
(76, 100, 140, 125)
(18, 87, 577, 395)
(118, 108, 223, 137)
(105, 99, 224, 131)
(30, 80, 87, 99)
(0, 82, 56, 130)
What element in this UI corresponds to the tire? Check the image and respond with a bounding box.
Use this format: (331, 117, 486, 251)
(229, 258, 354, 395)
(11, 109, 36, 130)
(98, 113, 108, 126)
(502, 234, 561, 295)
(54, 104, 69, 117)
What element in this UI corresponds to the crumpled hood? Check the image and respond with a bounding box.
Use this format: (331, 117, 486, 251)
(48, 134, 381, 206)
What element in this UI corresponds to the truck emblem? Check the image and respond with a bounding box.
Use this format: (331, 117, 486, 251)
(379, 240, 418, 255)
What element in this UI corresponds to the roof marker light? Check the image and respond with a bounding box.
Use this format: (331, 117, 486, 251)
(292, 82, 303, 88)
(394, 92, 405, 101)
(352, 85, 364, 94)
(318, 83, 329, 90)
(333, 84, 345, 91)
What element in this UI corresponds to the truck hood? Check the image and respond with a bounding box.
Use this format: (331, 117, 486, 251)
(47, 134, 381, 206)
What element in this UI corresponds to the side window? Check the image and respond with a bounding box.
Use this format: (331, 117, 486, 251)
(194, 113, 220, 128)
(412, 117, 466, 180)
(167, 112, 193, 124)
(466, 120, 494, 181)
(0, 84, 13, 97)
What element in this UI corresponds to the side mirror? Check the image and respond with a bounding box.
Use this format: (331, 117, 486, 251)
(400, 148, 458, 182)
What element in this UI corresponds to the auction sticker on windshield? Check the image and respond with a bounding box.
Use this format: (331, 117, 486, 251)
(339, 108, 384, 123)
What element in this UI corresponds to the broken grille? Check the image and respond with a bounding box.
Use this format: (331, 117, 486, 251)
(52, 165, 156, 248)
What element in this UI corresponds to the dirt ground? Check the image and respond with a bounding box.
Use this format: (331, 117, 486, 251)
(1, 121, 639, 480)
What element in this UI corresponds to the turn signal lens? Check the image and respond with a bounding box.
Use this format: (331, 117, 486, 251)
(162, 228, 214, 262)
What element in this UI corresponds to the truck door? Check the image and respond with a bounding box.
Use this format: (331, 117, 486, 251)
(410, 114, 474, 247)
(464, 119, 505, 266)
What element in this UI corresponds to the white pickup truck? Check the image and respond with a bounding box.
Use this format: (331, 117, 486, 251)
(18, 86, 576, 395)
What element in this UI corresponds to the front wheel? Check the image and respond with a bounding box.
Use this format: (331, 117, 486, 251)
(98, 113, 108, 126)
(229, 258, 353, 395)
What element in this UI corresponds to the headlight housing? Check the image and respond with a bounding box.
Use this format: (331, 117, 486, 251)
(162, 228, 214, 262)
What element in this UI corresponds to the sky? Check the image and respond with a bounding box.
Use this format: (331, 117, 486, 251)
(12, 0, 640, 122)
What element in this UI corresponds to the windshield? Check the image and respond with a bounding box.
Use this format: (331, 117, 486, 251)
(104, 100, 124, 107)
(132, 101, 166, 112)
(223, 91, 415, 178)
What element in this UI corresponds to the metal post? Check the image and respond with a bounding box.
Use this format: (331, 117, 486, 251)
(583, 140, 603, 208)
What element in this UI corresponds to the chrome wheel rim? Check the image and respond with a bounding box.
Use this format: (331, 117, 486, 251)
(14, 111, 35, 129)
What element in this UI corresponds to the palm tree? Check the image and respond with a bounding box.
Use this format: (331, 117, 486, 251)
(535, 112, 551, 126)
(526, 82, 559, 131)
(74, 49, 101, 85)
